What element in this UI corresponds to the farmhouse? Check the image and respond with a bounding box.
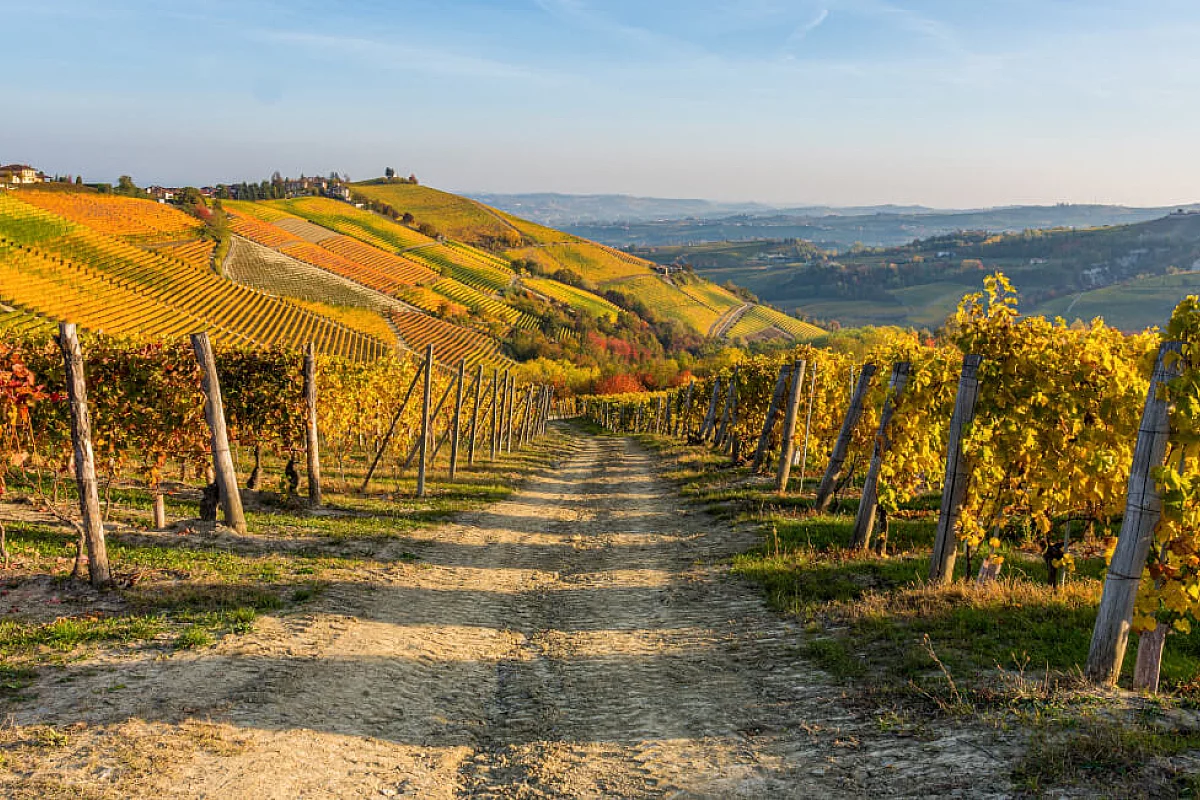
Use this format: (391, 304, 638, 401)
(0, 164, 45, 185)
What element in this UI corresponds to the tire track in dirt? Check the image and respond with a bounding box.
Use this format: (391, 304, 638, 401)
(5, 427, 1016, 798)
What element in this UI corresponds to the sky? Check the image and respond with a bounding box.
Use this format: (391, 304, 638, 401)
(3, 0, 1200, 207)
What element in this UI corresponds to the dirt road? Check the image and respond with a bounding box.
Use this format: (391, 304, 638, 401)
(8, 431, 1013, 798)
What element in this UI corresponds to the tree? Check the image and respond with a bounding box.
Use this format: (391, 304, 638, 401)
(75, 175, 82, 185)
(408, 173, 418, 185)
(116, 175, 141, 196)
(385, 167, 395, 180)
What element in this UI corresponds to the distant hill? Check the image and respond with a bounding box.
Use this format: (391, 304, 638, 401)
(556, 203, 1200, 250)
(466, 193, 777, 226)
(349, 180, 822, 342)
(636, 211, 1200, 332)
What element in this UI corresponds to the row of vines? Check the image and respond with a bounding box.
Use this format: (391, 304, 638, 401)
(579, 274, 1200, 690)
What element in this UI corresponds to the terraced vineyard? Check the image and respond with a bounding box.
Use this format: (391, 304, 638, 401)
(0, 303, 60, 338)
(388, 310, 511, 367)
(0, 193, 388, 359)
(522, 276, 620, 321)
(16, 188, 205, 244)
(224, 236, 410, 325)
(615, 275, 722, 332)
(726, 304, 824, 341)
(267, 196, 437, 251)
(407, 244, 515, 293)
(510, 241, 652, 283)
(319, 236, 440, 285)
(153, 238, 217, 270)
(431, 278, 534, 328)
(352, 182, 521, 246)
(676, 279, 744, 315)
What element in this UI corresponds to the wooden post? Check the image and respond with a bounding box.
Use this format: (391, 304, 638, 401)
(361, 364, 423, 491)
(714, 369, 738, 448)
(490, 368, 500, 460)
(1133, 622, 1170, 692)
(814, 363, 877, 513)
(303, 342, 322, 507)
(678, 381, 694, 438)
(468, 363, 483, 466)
(1086, 341, 1182, 685)
(403, 365, 462, 468)
(522, 386, 536, 445)
(448, 359, 466, 480)
(797, 364, 819, 491)
(190, 332, 248, 535)
(775, 360, 807, 494)
(663, 391, 673, 437)
(57, 323, 113, 587)
(505, 375, 516, 453)
(752, 364, 791, 472)
(929, 354, 984, 583)
(151, 493, 167, 530)
(700, 379, 721, 441)
(416, 344, 433, 498)
(851, 362, 911, 550)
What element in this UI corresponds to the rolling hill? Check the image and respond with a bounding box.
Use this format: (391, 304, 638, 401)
(638, 211, 1200, 332)
(0, 180, 822, 371)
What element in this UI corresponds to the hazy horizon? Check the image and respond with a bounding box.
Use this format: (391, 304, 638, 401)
(6, 0, 1200, 208)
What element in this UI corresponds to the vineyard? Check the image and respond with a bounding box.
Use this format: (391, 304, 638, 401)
(388, 310, 512, 368)
(579, 274, 1200, 705)
(726, 303, 825, 341)
(0, 195, 386, 360)
(522, 276, 621, 321)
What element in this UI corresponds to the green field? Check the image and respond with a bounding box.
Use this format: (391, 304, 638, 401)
(1034, 272, 1200, 331)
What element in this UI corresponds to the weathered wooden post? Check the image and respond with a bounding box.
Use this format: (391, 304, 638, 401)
(714, 369, 738, 448)
(929, 354, 984, 584)
(190, 332, 248, 535)
(814, 363, 878, 513)
(468, 363, 483, 466)
(775, 360, 807, 494)
(1086, 341, 1182, 686)
(505, 374, 516, 453)
(361, 363, 424, 491)
(449, 359, 466, 480)
(490, 368, 500, 460)
(303, 343, 322, 507)
(797, 364, 819, 491)
(752, 363, 792, 472)
(416, 343, 434, 498)
(404, 365, 461, 468)
(57, 323, 113, 587)
(663, 391, 673, 437)
(700, 379, 721, 441)
(851, 362, 911, 550)
(678, 381, 694, 437)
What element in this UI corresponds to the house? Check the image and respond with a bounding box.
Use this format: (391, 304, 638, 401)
(0, 164, 44, 185)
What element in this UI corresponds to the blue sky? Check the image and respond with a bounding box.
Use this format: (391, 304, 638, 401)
(3, 0, 1198, 206)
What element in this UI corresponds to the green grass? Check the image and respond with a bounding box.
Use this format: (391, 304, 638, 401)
(636, 431, 1200, 700)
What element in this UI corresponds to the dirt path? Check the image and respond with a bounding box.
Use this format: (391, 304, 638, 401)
(7, 430, 1016, 798)
(708, 302, 753, 338)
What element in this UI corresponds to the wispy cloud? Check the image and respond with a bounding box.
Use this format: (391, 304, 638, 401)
(251, 29, 547, 82)
(785, 7, 830, 48)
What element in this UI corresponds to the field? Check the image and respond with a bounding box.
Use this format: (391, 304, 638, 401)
(388, 310, 511, 367)
(264, 196, 436, 251)
(224, 237, 404, 340)
(613, 275, 721, 332)
(725, 304, 824, 341)
(0, 194, 387, 359)
(522, 276, 620, 321)
(351, 182, 521, 246)
(1033, 272, 1200, 331)
(17, 187, 206, 245)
